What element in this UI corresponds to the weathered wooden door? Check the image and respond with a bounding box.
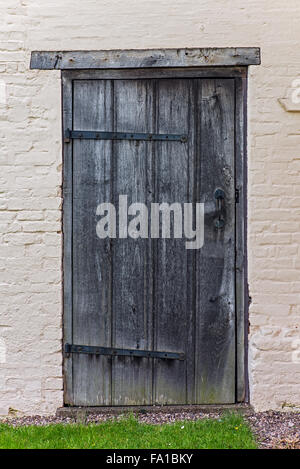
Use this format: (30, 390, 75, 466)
(63, 75, 240, 406)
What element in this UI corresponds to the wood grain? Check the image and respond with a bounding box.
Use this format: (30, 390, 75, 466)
(111, 80, 154, 405)
(72, 80, 113, 405)
(195, 79, 236, 403)
(30, 48, 260, 70)
(65, 75, 239, 405)
(153, 79, 192, 404)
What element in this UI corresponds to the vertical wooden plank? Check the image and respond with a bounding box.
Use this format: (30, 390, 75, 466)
(72, 80, 113, 405)
(111, 80, 154, 405)
(195, 78, 236, 404)
(235, 76, 247, 402)
(153, 79, 193, 404)
(186, 80, 197, 404)
(62, 73, 74, 405)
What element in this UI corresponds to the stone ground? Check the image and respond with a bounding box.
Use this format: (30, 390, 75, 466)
(1, 410, 299, 449)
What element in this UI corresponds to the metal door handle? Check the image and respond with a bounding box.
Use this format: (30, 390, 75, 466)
(214, 188, 225, 229)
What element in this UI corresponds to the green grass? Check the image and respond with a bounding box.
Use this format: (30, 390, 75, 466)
(0, 413, 257, 449)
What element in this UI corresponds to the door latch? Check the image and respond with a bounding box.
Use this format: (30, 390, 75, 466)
(214, 188, 225, 229)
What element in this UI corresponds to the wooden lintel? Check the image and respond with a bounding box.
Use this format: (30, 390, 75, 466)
(30, 47, 261, 70)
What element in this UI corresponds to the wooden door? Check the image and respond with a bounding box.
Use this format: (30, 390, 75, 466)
(63, 77, 237, 405)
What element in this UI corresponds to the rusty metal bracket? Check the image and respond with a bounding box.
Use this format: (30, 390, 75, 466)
(65, 343, 185, 360)
(64, 128, 187, 144)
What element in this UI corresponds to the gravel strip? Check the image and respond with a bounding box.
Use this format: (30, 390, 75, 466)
(246, 411, 300, 449)
(0, 415, 75, 427)
(1, 410, 299, 449)
(0, 411, 221, 427)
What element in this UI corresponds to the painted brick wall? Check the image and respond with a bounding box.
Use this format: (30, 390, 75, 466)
(0, 0, 299, 414)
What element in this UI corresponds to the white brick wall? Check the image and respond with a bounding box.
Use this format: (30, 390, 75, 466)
(0, 0, 299, 414)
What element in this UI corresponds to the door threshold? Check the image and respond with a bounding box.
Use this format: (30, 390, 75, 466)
(56, 403, 253, 418)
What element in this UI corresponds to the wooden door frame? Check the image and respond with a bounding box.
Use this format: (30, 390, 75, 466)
(60, 66, 249, 405)
(31, 48, 260, 405)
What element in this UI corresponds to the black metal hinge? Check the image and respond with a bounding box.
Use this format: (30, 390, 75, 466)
(64, 129, 187, 144)
(235, 188, 240, 203)
(65, 343, 185, 360)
